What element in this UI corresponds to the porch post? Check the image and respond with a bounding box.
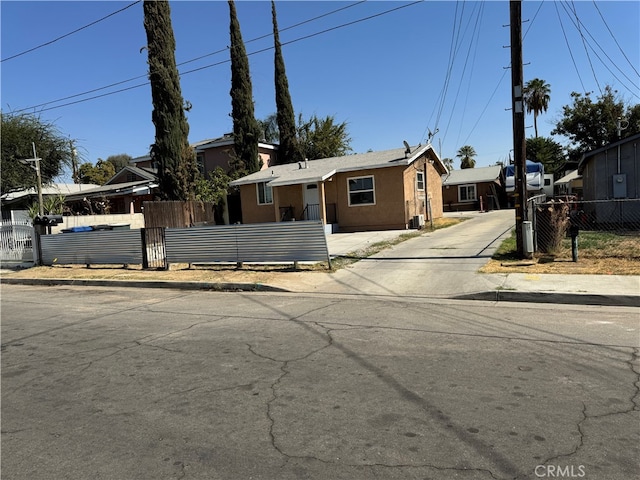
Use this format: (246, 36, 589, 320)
(273, 185, 281, 222)
(319, 182, 327, 224)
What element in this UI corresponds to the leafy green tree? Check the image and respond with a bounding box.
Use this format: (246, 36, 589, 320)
(523, 78, 551, 138)
(552, 85, 640, 163)
(194, 167, 234, 225)
(272, 1, 304, 165)
(441, 157, 454, 171)
(258, 113, 279, 143)
(526, 136, 564, 176)
(297, 114, 352, 160)
(456, 145, 476, 169)
(143, 0, 198, 200)
(229, 0, 262, 175)
(103, 154, 132, 173)
(1, 112, 72, 194)
(77, 160, 116, 185)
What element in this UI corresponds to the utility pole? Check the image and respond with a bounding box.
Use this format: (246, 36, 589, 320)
(70, 139, 79, 183)
(18, 143, 45, 265)
(510, 0, 527, 258)
(19, 142, 44, 217)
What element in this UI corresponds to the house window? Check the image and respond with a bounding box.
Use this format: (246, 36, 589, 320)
(196, 153, 205, 175)
(458, 184, 477, 202)
(257, 182, 273, 205)
(348, 175, 375, 206)
(416, 171, 425, 191)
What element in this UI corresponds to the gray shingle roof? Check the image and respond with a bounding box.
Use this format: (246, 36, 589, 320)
(230, 145, 441, 187)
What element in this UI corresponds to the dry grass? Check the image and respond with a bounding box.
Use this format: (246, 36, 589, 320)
(480, 229, 640, 275)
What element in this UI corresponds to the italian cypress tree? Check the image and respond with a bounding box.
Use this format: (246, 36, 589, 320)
(272, 1, 303, 165)
(143, 0, 198, 200)
(228, 0, 261, 175)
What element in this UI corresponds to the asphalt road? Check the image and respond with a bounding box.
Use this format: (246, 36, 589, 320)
(2, 285, 638, 480)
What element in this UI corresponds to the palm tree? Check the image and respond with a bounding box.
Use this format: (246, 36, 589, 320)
(456, 145, 476, 169)
(523, 78, 551, 138)
(442, 157, 454, 171)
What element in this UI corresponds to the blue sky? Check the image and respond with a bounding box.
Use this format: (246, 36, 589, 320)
(1, 0, 638, 182)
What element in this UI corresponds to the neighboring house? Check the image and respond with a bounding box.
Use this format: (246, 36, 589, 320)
(578, 132, 640, 224)
(1, 183, 99, 218)
(132, 133, 279, 224)
(441, 165, 504, 212)
(554, 169, 582, 198)
(229, 144, 447, 232)
(63, 166, 158, 214)
(132, 133, 279, 176)
(578, 133, 640, 200)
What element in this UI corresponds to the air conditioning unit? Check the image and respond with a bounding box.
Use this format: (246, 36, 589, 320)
(413, 214, 425, 229)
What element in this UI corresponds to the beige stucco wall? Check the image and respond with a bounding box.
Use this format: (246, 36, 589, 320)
(333, 167, 407, 231)
(50, 213, 145, 234)
(401, 156, 443, 222)
(239, 184, 276, 224)
(275, 184, 302, 220)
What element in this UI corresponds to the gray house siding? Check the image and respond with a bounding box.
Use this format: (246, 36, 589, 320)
(579, 133, 640, 224)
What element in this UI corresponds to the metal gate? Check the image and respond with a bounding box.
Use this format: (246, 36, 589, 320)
(0, 220, 33, 262)
(142, 227, 167, 269)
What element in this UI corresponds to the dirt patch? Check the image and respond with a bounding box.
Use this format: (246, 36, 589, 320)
(480, 256, 640, 275)
(2, 263, 328, 291)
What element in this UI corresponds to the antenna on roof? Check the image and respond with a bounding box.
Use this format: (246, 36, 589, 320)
(403, 140, 411, 157)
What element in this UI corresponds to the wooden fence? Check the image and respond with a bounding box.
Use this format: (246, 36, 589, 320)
(143, 201, 215, 228)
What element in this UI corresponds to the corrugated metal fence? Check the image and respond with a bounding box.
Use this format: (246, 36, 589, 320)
(165, 221, 330, 265)
(41, 230, 143, 265)
(39, 221, 330, 268)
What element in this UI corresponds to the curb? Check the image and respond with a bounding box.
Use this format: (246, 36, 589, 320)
(3, 278, 637, 307)
(454, 290, 640, 308)
(0, 277, 290, 293)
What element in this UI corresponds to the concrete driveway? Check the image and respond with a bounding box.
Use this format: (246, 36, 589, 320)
(316, 210, 515, 297)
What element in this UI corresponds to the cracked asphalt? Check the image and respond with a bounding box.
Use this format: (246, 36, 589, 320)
(1, 285, 638, 480)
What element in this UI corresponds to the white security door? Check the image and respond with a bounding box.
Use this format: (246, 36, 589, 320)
(303, 183, 320, 220)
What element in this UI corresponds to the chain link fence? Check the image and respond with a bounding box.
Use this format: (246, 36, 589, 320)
(530, 198, 640, 262)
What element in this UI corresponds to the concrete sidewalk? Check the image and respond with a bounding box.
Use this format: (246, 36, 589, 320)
(1, 211, 639, 307)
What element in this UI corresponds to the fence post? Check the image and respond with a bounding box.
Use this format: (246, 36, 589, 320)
(141, 228, 148, 269)
(33, 224, 45, 266)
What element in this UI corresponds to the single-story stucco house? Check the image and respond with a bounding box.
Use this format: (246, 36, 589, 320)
(441, 165, 504, 212)
(229, 144, 447, 232)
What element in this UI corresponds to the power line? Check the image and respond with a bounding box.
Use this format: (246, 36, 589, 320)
(1, 1, 142, 63)
(448, 2, 485, 149)
(592, 0, 639, 77)
(568, 0, 602, 95)
(554, 1, 587, 94)
(460, 0, 544, 148)
(12, 1, 369, 113)
(14, 1, 422, 114)
(559, 1, 639, 98)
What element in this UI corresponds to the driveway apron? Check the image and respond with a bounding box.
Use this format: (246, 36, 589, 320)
(317, 210, 516, 297)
